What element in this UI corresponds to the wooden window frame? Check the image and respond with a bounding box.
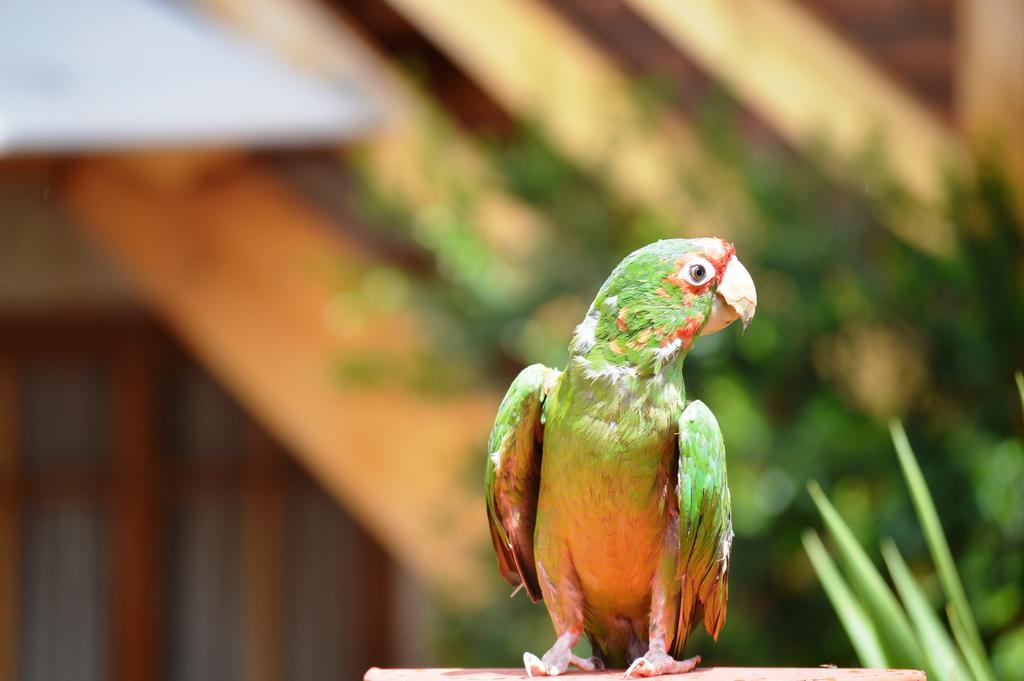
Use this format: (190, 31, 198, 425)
(0, 314, 393, 680)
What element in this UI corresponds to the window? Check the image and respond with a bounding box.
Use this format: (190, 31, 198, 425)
(0, 317, 392, 681)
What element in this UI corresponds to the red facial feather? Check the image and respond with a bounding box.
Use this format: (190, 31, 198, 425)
(660, 316, 703, 348)
(710, 239, 737, 277)
(616, 307, 629, 331)
(662, 240, 734, 295)
(658, 238, 735, 346)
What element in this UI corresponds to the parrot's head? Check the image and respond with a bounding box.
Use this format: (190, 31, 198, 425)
(571, 238, 756, 376)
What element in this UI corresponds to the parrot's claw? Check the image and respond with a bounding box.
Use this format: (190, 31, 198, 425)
(624, 652, 701, 678)
(523, 652, 547, 677)
(523, 650, 605, 676)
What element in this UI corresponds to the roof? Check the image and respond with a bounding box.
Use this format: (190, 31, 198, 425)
(0, 0, 380, 153)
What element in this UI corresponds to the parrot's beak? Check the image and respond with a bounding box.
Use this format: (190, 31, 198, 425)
(701, 256, 757, 336)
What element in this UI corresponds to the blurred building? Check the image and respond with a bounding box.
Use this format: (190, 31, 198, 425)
(1, 2, 398, 680)
(0, 1, 1020, 680)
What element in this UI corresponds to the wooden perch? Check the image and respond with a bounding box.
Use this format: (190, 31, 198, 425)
(364, 668, 926, 681)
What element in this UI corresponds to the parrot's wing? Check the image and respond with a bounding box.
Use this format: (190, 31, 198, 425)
(672, 400, 734, 658)
(485, 363, 560, 603)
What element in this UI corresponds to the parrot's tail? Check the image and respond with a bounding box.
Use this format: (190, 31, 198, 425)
(672, 561, 730, 658)
(584, 621, 634, 669)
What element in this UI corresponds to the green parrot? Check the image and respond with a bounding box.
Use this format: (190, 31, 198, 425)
(485, 238, 756, 677)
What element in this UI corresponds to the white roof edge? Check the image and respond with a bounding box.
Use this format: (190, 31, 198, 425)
(0, 0, 384, 154)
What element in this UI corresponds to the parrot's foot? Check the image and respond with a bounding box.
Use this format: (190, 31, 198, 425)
(523, 650, 605, 677)
(623, 651, 701, 678)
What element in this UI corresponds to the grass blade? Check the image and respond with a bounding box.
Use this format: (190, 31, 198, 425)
(948, 606, 993, 681)
(881, 540, 971, 681)
(889, 421, 995, 681)
(1016, 371, 1024, 422)
(803, 530, 888, 668)
(808, 481, 922, 666)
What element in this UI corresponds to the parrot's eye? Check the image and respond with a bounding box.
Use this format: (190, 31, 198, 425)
(681, 257, 715, 286)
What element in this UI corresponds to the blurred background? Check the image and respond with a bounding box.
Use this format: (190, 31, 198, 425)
(0, 1, 1022, 680)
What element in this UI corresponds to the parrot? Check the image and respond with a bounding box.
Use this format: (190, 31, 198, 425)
(484, 238, 756, 677)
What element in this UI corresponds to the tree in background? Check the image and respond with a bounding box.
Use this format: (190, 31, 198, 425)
(344, 101, 1023, 673)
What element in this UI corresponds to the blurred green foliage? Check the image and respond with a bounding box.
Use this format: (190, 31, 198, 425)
(346, 100, 1023, 670)
(806, 417, 1022, 681)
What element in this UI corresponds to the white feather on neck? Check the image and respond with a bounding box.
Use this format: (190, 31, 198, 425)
(571, 310, 599, 354)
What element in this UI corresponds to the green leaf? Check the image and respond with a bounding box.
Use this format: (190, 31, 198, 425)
(808, 481, 923, 666)
(802, 530, 888, 668)
(949, 606, 996, 681)
(881, 540, 971, 681)
(1015, 371, 1024, 422)
(889, 421, 996, 681)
